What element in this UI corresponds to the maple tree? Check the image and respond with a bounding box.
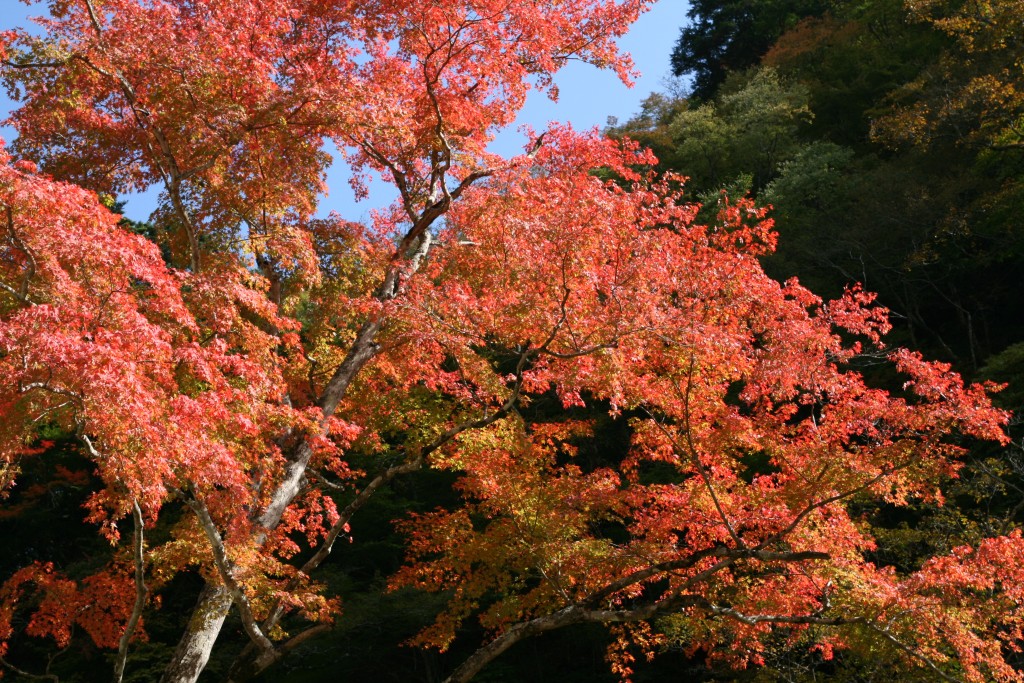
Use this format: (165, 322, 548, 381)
(0, 1, 1023, 682)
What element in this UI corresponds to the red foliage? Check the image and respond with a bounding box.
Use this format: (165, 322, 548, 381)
(0, 1, 1020, 681)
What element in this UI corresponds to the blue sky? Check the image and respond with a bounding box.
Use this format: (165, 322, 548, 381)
(0, 1, 688, 221)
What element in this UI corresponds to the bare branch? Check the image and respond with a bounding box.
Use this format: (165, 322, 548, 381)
(182, 494, 275, 654)
(0, 657, 60, 682)
(2, 204, 37, 304)
(864, 623, 964, 683)
(113, 500, 148, 683)
(252, 348, 534, 649)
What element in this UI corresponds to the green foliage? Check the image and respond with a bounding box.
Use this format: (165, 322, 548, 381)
(656, 0, 1024, 370)
(762, 0, 946, 148)
(671, 0, 832, 99)
(610, 67, 814, 199)
(979, 342, 1024, 410)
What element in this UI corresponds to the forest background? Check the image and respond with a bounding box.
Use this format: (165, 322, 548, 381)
(1, 0, 1024, 681)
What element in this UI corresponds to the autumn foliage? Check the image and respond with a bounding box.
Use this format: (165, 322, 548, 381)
(0, 1, 1022, 682)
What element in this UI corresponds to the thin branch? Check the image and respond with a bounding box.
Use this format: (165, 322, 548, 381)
(538, 341, 620, 359)
(422, 55, 453, 205)
(0, 279, 34, 305)
(582, 548, 721, 606)
(355, 140, 419, 223)
(80, 0, 201, 272)
(679, 359, 745, 547)
(3, 204, 37, 303)
(257, 348, 534, 639)
(642, 382, 744, 549)
(1, 58, 71, 69)
(0, 657, 60, 682)
(182, 494, 275, 654)
(113, 500, 148, 683)
(750, 460, 914, 556)
(445, 571, 946, 683)
(704, 603, 847, 626)
(865, 623, 963, 683)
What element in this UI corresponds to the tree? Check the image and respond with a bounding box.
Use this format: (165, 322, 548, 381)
(758, 0, 1024, 367)
(670, 0, 830, 100)
(871, 0, 1024, 153)
(607, 68, 814, 202)
(0, 2, 1022, 683)
(631, 0, 1024, 370)
(760, 0, 947, 149)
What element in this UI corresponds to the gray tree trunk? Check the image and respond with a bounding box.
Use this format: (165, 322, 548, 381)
(158, 586, 232, 683)
(158, 205, 447, 683)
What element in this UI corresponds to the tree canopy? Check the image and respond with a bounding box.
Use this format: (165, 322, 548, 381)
(1, 2, 1023, 683)
(670, 0, 830, 100)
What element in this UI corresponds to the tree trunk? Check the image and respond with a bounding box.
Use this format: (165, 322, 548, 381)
(159, 207, 443, 682)
(159, 586, 233, 683)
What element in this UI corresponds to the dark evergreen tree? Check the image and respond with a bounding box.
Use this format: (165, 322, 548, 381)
(670, 0, 830, 99)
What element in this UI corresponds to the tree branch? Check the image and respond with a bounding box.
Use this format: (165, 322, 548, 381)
(0, 657, 60, 682)
(113, 500, 148, 683)
(80, 0, 201, 272)
(244, 347, 535, 670)
(2, 204, 37, 304)
(864, 622, 963, 683)
(262, 163, 494, 532)
(182, 494, 275, 654)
